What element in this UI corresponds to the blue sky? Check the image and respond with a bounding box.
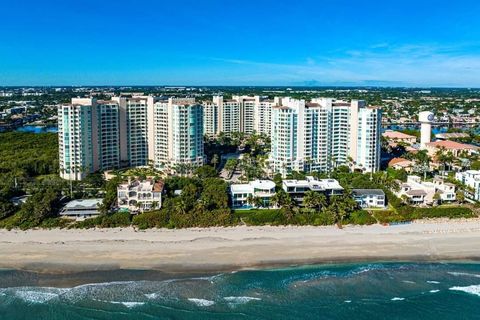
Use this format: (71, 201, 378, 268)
(1, 0, 480, 86)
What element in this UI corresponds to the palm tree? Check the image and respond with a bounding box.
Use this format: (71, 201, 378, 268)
(346, 156, 355, 173)
(435, 147, 448, 176)
(211, 154, 219, 169)
(271, 189, 293, 210)
(303, 191, 327, 211)
(414, 149, 431, 180)
(246, 194, 263, 208)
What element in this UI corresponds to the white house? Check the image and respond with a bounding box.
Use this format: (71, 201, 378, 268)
(60, 199, 103, 220)
(352, 189, 386, 208)
(455, 170, 480, 201)
(282, 176, 343, 205)
(117, 179, 164, 213)
(230, 180, 276, 209)
(396, 175, 456, 206)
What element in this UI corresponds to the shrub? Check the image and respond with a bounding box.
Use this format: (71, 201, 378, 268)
(39, 217, 71, 229)
(132, 210, 169, 229)
(345, 210, 377, 225)
(70, 216, 104, 229)
(236, 209, 286, 226)
(313, 213, 336, 226)
(100, 212, 132, 228)
(411, 207, 474, 219)
(373, 210, 409, 223)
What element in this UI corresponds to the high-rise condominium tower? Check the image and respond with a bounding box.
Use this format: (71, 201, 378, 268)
(270, 98, 381, 176)
(203, 96, 275, 137)
(59, 96, 204, 180)
(58, 98, 120, 180)
(153, 98, 204, 170)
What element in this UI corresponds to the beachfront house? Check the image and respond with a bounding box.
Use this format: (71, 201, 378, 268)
(352, 189, 386, 208)
(455, 170, 480, 201)
(117, 179, 164, 213)
(60, 198, 103, 220)
(395, 175, 456, 206)
(282, 176, 343, 206)
(230, 180, 276, 209)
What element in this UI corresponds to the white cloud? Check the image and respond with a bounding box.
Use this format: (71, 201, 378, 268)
(209, 43, 480, 86)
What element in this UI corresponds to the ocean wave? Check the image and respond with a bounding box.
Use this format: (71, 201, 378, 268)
(223, 296, 261, 304)
(429, 290, 440, 293)
(391, 297, 405, 301)
(144, 293, 158, 299)
(427, 281, 440, 284)
(284, 264, 389, 287)
(448, 272, 480, 278)
(449, 285, 480, 297)
(110, 301, 145, 308)
(93, 298, 145, 308)
(14, 289, 68, 304)
(188, 298, 215, 307)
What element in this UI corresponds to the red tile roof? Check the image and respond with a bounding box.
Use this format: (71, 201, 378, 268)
(388, 157, 413, 167)
(382, 130, 416, 140)
(426, 140, 479, 151)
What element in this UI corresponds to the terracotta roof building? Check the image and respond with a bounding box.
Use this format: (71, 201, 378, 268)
(382, 130, 417, 145)
(425, 140, 480, 157)
(388, 157, 414, 172)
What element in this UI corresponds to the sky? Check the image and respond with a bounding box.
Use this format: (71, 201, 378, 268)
(1, 0, 480, 87)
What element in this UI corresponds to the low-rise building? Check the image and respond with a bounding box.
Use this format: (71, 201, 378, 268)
(117, 179, 164, 213)
(60, 199, 103, 220)
(425, 140, 480, 157)
(455, 170, 480, 201)
(382, 130, 417, 145)
(396, 175, 456, 206)
(352, 189, 386, 208)
(282, 176, 343, 205)
(230, 180, 276, 209)
(388, 157, 414, 172)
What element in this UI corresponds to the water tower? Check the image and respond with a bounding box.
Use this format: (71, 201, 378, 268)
(419, 111, 434, 149)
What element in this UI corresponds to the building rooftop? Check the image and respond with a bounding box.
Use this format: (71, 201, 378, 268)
(63, 198, 103, 210)
(352, 189, 385, 196)
(118, 179, 164, 192)
(426, 140, 479, 151)
(382, 130, 416, 140)
(230, 180, 275, 194)
(406, 189, 428, 197)
(283, 176, 343, 191)
(388, 157, 413, 167)
(435, 132, 470, 139)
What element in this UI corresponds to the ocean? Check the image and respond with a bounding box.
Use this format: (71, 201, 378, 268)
(0, 262, 479, 319)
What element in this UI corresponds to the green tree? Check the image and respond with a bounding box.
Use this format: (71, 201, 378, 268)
(194, 165, 218, 179)
(99, 176, 122, 214)
(303, 191, 327, 211)
(211, 154, 220, 169)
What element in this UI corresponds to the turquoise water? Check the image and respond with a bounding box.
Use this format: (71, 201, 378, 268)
(1, 262, 479, 319)
(15, 125, 58, 133)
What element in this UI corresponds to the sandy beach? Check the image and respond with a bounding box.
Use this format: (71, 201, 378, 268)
(0, 219, 479, 274)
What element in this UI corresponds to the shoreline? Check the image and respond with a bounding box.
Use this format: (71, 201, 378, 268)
(1, 218, 479, 276)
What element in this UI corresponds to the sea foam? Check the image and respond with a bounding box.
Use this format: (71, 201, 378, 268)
(449, 285, 480, 297)
(391, 297, 405, 301)
(14, 290, 65, 304)
(223, 296, 261, 304)
(188, 298, 215, 307)
(448, 272, 480, 278)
